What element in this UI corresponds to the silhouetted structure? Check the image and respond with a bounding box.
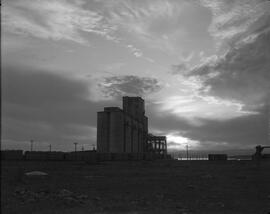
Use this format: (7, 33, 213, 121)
(97, 97, 167, 156)
(208, 154, 228, 161)
(147, 134, 167, 155)
(252, 145, 270, 160)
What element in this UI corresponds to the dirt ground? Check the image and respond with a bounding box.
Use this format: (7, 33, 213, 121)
(1, 160, 270, 214)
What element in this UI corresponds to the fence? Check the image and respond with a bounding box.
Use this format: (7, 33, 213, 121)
(1, 150, 24, 160)
(1, 150, 171, 162)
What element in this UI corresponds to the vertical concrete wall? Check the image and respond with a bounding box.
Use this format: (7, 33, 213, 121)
(110, 111, 124, 153)
(125, 116, 132, 153)
(123, 97, 145, 122)
(132, 125, 138, 152)
(139, 122, 146, 153)
(137, 129, 141, 152)
(97, 112, 110, 152)
(142, 116, 148, 152)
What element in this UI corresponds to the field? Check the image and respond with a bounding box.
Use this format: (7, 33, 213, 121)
(1, 160, 270, 214)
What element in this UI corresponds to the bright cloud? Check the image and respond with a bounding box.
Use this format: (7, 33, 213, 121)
(167, 133, 200, 150)
(156, 95, 256, 122)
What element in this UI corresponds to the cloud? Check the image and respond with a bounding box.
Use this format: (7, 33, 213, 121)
(127, 44, 143, 58)
(186, 108, 269, 149)
(92, 0, 190, 54)
(166, 133, 200, 150)
(158, 1, 270, 151)
(200, 0, 270, 48)
(147, 103, 269, 151)
(2, 0, 207, 60)
(189, 32, 270, 110)
(2, 0, 116, 44)
(155, 95, 256, 122)
(3, 0, 165, 59)
(2, 64, 115, 151)
(3, 65, 89, 107)
(175, 1, 270, 112)
(98, 75, 162, 98)
(171, 63, 189, 75)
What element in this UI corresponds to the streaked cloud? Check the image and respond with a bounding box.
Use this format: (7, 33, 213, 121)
(4, 0, 186, 59)
(188, 32, 270, 111)
(200, 0, 270, 49)
(154, 95, 255, 122)
(2, 0, 113, 44)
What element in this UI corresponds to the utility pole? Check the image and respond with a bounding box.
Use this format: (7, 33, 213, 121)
(30, 139, 34, 152)
(74, 142, 78, 152)
(49, 144, 52, 152)
(186, 144, 189, 160)
(267, 93, 270, 145)
(82, 145, 84, 151)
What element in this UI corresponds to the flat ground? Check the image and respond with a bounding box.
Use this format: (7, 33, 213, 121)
(1, 160, 270, 214)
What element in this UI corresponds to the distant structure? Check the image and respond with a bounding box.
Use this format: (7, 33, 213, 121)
(146, 134, 167, 155)
(97, 96, 167, 155)
(208, 154, 228, 161)
(252, 145, 270, 160)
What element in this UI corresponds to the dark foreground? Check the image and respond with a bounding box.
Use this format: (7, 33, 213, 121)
(1, 160, 270, 214)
